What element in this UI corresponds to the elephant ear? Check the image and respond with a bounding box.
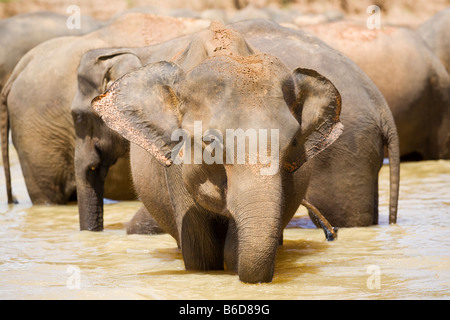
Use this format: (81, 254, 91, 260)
(284, 67, 344, 173)
(76, 48, 142, 101)
(92, 61, 184, 167)
(95, 48, 143, 93)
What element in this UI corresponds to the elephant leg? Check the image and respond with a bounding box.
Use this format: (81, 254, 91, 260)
(224, 217, 238, 272)
(10, 109, 76, 205)
(179, 209, 228, 271)
(126, 205, 165, 235)
(130, 144, 225, 267)
(132, 153, 179, 244)
(306, 170, 378, 227)
(164, 164, 227, 271)
(14, 140, 75, 204)
(304, 139, 382, 227)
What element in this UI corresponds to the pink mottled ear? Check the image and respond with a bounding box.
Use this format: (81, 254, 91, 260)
(92, 61, 185, 167)
(284, 67, 344, 173)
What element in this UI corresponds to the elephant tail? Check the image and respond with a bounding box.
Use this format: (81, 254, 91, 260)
(0, 50, 35, 204)
(381, 102, 400, 224)
(301, 200, 338, 241)
(0, 79, 15, 204)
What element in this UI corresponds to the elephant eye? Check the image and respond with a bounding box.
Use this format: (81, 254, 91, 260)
(76, 114, 83, 124)
(72, 110, 85, 124)
(292, 138, 298, 147)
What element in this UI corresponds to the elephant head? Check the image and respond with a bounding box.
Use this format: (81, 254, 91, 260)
(92, 43, 343, 283)
(71, 48, 143, 231)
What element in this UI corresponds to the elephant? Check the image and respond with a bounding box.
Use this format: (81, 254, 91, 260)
(76, 20, 399, 233)
(92, 22, 344, 283)
(418, 8, 450, 73)
(72, 31, 201, 232)
(72, 48, 142, 231)
(72, 44, 192, 232)
(0, 12, 210, 228)
(302, 20, 450, 161)
(0, 11, 103, 94)
(92, 20, 399, 283)
(74, 31, 336, 238)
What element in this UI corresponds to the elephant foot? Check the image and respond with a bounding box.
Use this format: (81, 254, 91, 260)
(301, 200, 338, 241)
(126, 205, 165, 235)
(11, 194, 19, 204)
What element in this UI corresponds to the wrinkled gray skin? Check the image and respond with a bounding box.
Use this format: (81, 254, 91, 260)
(0, 11, 103, 94)
(303, 20, 450, 161)
(418, 8, 450, 73)
(0, 13, 210, 230)
(92, 21, 396, 283)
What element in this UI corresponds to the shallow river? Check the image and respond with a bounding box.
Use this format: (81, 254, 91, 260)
(1, 148, 449, 300)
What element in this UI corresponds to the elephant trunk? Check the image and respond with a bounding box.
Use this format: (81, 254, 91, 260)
(77, 180, 105, 231)
(226, 167, 283, 283)
(237, 208, 281, 283)
(75, 141, 107, 231)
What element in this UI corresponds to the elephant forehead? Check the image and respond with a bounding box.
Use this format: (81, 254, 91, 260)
(186, 54, 290, 94)
(198, 54, 286, 79)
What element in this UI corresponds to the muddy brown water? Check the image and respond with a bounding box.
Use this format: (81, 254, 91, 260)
(1, 147, 449, 299)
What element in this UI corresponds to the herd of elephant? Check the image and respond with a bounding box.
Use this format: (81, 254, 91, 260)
(0, 8, 449, 283)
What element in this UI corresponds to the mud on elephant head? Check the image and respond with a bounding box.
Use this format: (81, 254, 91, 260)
(91, 24, 344, 283)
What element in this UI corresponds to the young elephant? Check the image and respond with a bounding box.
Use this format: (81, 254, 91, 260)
(72, 29, 198, 232)
(92, 23, 344, 283)
(72, 48, 143, 231)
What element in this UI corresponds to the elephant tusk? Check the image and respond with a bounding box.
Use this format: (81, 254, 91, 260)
(301, 200, 338, 241)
